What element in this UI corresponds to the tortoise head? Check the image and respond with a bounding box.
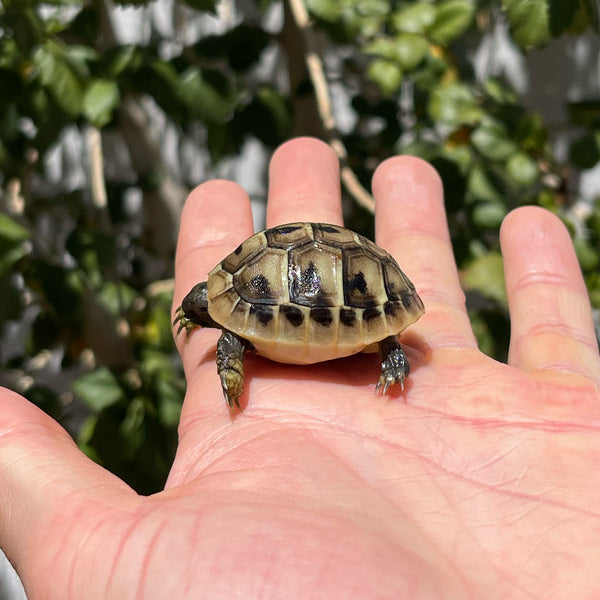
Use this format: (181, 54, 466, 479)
(180, 282, 221, 329)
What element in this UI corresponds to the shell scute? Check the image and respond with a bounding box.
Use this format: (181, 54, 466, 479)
(265, 223, 313, 249)
(343, 246, 386, 308)
(221, 231, 266, 273)
(234, 248, 288, 305)
(288, 243, 343, 307)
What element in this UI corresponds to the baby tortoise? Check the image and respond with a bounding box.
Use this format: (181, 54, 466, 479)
(174, 222, 424, 408)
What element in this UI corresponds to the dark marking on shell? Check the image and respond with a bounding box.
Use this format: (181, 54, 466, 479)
(383, 301, 398, 316)
(340, 308, 356, 327)
(310, 307, 333, 327)
(363, 306, 381, 321)
(274, 225, 302, 235)
(315, 224, 340, 234)
(234, 243, 243, 255)
(250, 304, 274, 325)
(281, 305, 304, 327)
(345, 271, 368, 295)
(400, 290, 413, 309)
(248, 274, 271, 297)
(296, 261, 321, 298)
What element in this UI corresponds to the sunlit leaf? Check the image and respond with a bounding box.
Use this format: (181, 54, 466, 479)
(471, 118, 518, 161)
(33, 42, 83, 116)
(73, 367, 124, 412)
(472, 201, 507, 230)
(429, 82, 483, 126)
(393, 33, 430, 70)
(83, 79, 120, 127)
(391, 2, 437, 33)
(429, 0, 475, 45)
(506, 152, 539, 185)
(502, 0, 582, 47)
(367, 59, 403, 96)
(306, 0, 343, 22)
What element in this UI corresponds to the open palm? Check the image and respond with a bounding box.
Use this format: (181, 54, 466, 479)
(1, 138, 599, 599)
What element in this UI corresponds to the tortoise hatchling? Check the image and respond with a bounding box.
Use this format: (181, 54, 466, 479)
(174, 222, 424, 408)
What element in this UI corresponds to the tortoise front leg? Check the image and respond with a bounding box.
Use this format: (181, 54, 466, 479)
(216, 330, 250, 408)
(376, 335, 410, 394)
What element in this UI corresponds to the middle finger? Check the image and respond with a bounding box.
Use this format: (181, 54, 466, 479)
(266, 137, 344, 227)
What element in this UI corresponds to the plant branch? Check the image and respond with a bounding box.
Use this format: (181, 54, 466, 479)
(287, 0, 375, 213)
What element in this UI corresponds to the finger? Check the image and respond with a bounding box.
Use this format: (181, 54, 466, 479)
(173, 180, 254, 375)
(266, 137, 344, 227)
(501, 206, 600, 379)
(372, 156, 477, 349)
(0, 389, 134, 578)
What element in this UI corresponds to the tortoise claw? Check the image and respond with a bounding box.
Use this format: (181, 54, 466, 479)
(375, 373, 404, 395)
(173, 306, 198, 338)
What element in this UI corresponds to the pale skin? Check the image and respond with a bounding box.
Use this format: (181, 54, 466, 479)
(1, 137, 600, 599)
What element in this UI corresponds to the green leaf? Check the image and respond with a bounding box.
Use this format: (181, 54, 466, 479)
(306, 0, 343, 22)
(503, 0, 549, 47)
(392, 2, 437, 33)
(363, 36, 398, 60)
(472, 201, 507, 230)
(484, 78, 519, 105)
(506, 152, 539, 185)
(429, 83, 483, 126)
(83, 79, 120, 127)
(355, 0, 390, 18)
(363, 33, 429, 70)
(64, 44, 99, 79)
(33, 42, 83, 117)
(467, 165, 505, 204)
(73, 367, 125, 412)
(96, 281, 137, 316)
(177, 68, 232, 123)
(393, 33, 430, 70)
(471, 119, 518, 161)
(501, 0, 583, 47)
(516, 113, 548, 152)
(429, 0, 475, 45)
(0, 213, 30, 277)
(367, 59, 403, 96)
(462, 252, 507, 307)
(104, 45, 143, 77)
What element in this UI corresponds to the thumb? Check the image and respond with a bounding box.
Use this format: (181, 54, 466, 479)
(0, 387, 135, 590)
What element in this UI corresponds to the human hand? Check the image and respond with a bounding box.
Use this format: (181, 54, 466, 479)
(1, 137, 599, 599)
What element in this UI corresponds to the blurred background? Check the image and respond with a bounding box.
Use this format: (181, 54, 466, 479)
(1, 0, 600, 595)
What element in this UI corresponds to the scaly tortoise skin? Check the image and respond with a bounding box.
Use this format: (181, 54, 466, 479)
(174, 222, 424, 408)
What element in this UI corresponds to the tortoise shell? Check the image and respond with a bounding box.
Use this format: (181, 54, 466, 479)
(205, 222, 424, 365)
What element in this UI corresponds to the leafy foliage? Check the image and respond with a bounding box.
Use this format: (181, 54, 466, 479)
(0, 0, 599, 493)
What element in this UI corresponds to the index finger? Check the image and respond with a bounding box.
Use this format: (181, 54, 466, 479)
(173, 181, 254, 374)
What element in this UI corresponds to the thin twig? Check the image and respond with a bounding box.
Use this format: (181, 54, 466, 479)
(86, 126, 108, 209)
(287, 0, 375, 213)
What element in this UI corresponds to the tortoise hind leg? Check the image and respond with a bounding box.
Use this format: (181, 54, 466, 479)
(216, 330, 250, 408)
(376, 335, 410, 394)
